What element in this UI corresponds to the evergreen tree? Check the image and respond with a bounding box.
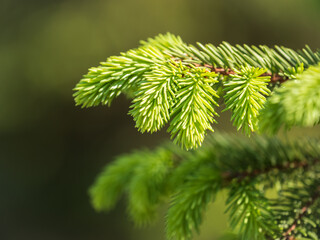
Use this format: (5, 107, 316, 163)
(74, 33, 320, 239)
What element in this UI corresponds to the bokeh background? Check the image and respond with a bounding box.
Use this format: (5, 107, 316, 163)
(1, 0, 320, 239)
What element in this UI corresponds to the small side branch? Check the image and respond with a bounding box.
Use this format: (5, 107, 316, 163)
(221, 158, 320, 185)
(282, 186, 320, 239)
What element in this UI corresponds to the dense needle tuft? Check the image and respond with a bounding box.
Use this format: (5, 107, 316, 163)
(223, 66, 271, 135)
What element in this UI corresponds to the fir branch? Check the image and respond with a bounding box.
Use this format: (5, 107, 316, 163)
(190, 41, 319, 76)
(164, 133, 320, 240)
(221, 157, 320, 186)
(166, 167, 221, 240)
(89, 151, 143, 211)
(129, 60, 179, 133)
(73, 33, 184, 108)
(89, 147, 174, 226)
(203, 134, 320, 191)
(73, 46, 163, 107)
(259, 63, 320, 134)
(167, 63, 219, 149)
(223, 66, 271, 135)
(89, 133, 320, 240)
(77, 33, 320, 240)
(272, 179, 320, 240)
(74, 33, 320, 149)
(225, 183, 275, 240)
(282, 186, 320, 239)
(127, 148, 174, 225)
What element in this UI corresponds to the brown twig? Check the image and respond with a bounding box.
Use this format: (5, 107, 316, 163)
(198, 64, 287, 83)
(173, 55, 288, 83)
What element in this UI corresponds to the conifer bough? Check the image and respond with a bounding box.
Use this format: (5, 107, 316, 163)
(74, 33, 320, 149)
(73, 33, 320, 240)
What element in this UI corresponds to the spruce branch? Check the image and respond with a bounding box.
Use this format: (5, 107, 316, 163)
(221, 157, 320, 186)
(191, 41, 319, 76)
(272, 179, 320, 240)
(74, 33, 320, 149)
(166, 167, 221, 240)
(282, 186, 320, 239)
(165, 134, 320, 239)
(225, 183, 276, 240)
(202, 134, 320, 182)
(89, 151, 143, 211)
(259, 62, 320, 134)
(223, 66, 271, 135)
(129, 60, 179, 133)
(167, 63, 219, 149)
(89, 147, 174, 225)
(127, 148, 173, 225)
(89, 133, 320, 240)
(77, 33, 320, 240)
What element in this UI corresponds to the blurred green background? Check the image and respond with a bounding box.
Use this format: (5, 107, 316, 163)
(1, 0, 320, 239)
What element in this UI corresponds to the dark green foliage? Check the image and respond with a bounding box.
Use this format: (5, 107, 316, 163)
(89, 152, 142, 211)
(89, 147, 174, 225)
(89, 134, 320, 239)
(225, 183, 275, 240)
(127, 148, 173, 225)
(166, 167, 221, 240)
(272, 179, 320, 240)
